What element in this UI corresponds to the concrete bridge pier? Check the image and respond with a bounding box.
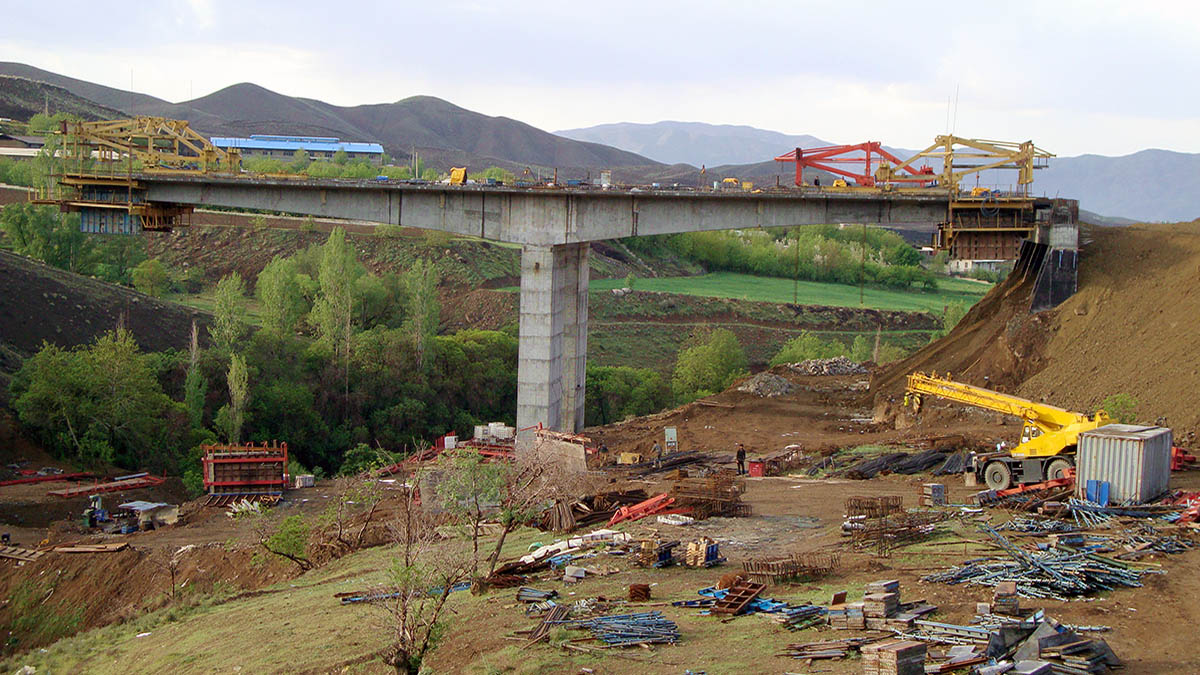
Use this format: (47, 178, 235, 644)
(516, 242, 589, 432)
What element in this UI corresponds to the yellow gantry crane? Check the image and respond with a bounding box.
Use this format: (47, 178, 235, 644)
(57, 117, 241, 174)
(905, 372, 1110, 490)
(34, 117, 242, 232)
(875, 135, 1054, 194)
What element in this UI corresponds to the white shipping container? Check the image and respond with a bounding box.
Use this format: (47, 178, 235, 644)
(1074, 424, 1172, 504)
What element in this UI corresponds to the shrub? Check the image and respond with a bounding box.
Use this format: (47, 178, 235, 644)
(1100, 393, 1138, 424)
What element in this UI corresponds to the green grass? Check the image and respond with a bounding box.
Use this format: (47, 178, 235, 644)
(585, 272, 990, 314)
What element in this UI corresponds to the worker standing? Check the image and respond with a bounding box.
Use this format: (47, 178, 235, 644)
(653, 441, 663, 468)
(736, 443, 747, 476)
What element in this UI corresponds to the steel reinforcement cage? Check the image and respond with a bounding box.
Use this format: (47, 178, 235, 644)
(201, 441, 289, 497)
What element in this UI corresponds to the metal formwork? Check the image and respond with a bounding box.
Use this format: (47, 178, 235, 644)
(201, 441, 289, 497)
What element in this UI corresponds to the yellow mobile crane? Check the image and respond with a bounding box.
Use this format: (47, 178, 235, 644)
(904, 372, 1111, 490)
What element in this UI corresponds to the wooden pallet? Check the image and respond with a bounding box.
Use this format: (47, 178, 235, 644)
(0, 545, 46, 562)
(712, 581, 766, 615)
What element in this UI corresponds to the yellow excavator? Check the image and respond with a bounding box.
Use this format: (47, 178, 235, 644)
(904, 372, 1111, 490)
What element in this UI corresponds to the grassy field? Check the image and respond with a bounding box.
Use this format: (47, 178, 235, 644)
(586, 272, 990, 314)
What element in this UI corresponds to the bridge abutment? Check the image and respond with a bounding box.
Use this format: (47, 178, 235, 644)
(516, 242, 589, 432)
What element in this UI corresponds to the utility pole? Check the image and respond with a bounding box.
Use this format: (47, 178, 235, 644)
(860, 223, 867, 306)
(793, 228, 800, 305)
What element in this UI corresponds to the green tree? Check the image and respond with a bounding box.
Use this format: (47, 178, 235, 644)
(936, 301, 969, 339)
(131, 258, 171, 297)
(305, 161, 343, 178)
(332, 149, 349, 165)
(929, 250, 949, 275)
(255, 514, 313, 571)
(311, 228, 358, 417)
(1100, 393, 1138, 424)
(9, 330, 187, 470)
(223, 353, 249, 444)
(0, 204, 93, 274)
(585, 365, 672, 426)
(92, 236, 147, 285)
(256, 256, 307, 336)
(288, 148, 310, 173)
(476, 166, 515, 183)
(886, 243, 923, 267)
(341, 162, 377, 179)
(209, 272, 248, 353)
(850, 334, 872, 362)
(671, 328, 748, 402)
(769, 331, 847, 366)
(184, 322, 207, 430)
(433, 449, 504, 574)
(403, 258, 440, 370)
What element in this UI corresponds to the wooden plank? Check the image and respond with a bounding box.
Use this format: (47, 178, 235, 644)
(54, 542, 129, 553)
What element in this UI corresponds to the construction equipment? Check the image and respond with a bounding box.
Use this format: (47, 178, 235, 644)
(774, 142, 936, 188)
(449, 167, 467, 185)
(876, 136, 1053, 194)
(58, 117, 242, 174)
(905, 372, 1111, 490)
(33, 117, 242, 232)
(775, 136, 1053, 194)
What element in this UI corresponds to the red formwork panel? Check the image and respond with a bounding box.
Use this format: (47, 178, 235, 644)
(201, 442, 288, 496)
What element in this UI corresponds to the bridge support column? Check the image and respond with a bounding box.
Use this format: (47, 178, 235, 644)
(516, 243, 589, 432)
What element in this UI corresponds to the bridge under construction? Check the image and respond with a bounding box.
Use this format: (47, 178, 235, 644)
(32, 117, 1080, 433)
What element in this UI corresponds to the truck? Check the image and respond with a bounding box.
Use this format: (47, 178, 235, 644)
(904, 372, 1111, 490)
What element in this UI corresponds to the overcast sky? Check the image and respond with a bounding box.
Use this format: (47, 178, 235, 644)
(3, 0, 1198, 157)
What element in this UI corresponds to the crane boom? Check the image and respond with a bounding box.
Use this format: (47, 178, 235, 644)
(904, 372, 1110, 460)
(905, 372, 1089, 433)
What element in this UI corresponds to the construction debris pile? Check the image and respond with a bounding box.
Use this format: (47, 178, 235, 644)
(736, 371, 795, 397)
(923, 524, 1149, 600)
(540, 489, 650, 531)
(557, 611, 680, 647)
(789, 356, 868, 376)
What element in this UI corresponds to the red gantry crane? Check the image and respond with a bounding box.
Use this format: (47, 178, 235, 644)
(774, 142, 936, 188)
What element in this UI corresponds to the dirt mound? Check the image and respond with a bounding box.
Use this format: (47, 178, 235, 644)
(1016, 221, 1200, 434)
(736, 371, 795, 397)
(870, 264, 1051, 415)
(872, 220, 1200, 439)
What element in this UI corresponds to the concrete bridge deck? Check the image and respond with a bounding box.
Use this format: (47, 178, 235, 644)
(133, 174, 959, 432)
(139, 174, 952, 245)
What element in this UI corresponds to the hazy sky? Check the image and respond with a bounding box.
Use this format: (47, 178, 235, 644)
(3, 0, 1198, 157)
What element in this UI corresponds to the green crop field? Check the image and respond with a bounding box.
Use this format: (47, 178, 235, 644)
(586, 272, 991, 314)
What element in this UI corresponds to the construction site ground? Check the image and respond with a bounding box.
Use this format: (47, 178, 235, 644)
(4, 468, 1199, 674)
(5, 219, 1200, 672)
(5, 366, 1200, 673)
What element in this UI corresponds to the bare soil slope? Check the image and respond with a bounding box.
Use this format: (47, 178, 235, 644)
(0, 250, 210, 389)
(1017, 221, 1200, 433)
(872, 220, 1200, 439)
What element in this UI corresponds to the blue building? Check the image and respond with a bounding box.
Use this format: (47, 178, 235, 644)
(210, 134, 385, 165)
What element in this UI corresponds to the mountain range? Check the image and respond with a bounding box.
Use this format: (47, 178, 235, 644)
(1, 61, 1196, 223)
(557, 122, 1200, 223)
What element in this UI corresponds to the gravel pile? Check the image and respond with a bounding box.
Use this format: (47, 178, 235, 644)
(789, 356, 868, 376)
(737, 372, 796, 398)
